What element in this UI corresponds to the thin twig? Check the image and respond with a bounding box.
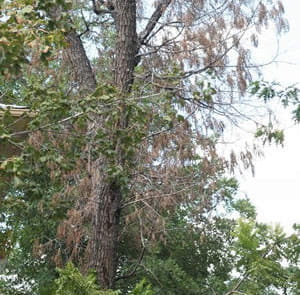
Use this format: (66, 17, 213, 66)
(5, 112, 84, 138)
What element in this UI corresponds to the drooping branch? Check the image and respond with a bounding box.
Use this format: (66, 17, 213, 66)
(138, 0, 172, 47)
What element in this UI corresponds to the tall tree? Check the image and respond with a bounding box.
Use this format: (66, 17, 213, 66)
(0, 0, 290, 292)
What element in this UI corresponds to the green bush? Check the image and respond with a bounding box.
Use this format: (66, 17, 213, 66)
(54, 262, 119, 295)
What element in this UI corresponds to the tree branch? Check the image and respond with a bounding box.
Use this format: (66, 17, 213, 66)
(78, 9, 90, 37)
(138, 0, 172, 46)
(3, 112, 84, 138)
(115, 246, 146, 281)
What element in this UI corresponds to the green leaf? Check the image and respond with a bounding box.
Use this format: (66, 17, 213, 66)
(21, 5, 34, 14)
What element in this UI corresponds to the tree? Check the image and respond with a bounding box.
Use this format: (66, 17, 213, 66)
(116, 179, 300, 295)
(0, 0, 292, 292)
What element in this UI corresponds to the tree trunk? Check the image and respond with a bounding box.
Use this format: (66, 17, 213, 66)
(114, 0, 138, 93)
(89, 166, 122, 289)
(65, 30, 97, 93)
(65, 1, 138, 288)
(89, 0, 139, 289)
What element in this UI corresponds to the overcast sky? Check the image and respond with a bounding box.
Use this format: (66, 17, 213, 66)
(239, 1, 300, 232)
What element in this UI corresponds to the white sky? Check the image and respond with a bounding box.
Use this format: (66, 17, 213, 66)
(239, 1, 300, 232)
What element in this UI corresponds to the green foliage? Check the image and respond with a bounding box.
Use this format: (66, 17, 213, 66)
(250, 81, 300, 122)
(232, 198, 256, 219)
(117, 187, 299, 295)
(250, 81, 300, 144)
(143, 258, 201, 295)
(117, 180, 242, 295)
(249, 81, 300, 144)
(231, 220, 300, 295)
(0, 0, 70, 78)
(53, 262, 154, 295)
(54, 262, 119, 295)
(129, 279, 153, 295)
(54, 263, 153, 295)
(255, 126, 285, 145)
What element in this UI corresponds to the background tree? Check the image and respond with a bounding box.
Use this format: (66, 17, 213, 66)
(116, 179, 300, 295)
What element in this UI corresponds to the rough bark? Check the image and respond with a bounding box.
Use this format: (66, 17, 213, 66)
(114, 0, 139, 92)
(89, 165, 122, 289)
(64, 30, 120, 289)
(89, 0, 139, 289)
(65, 1, 139, 289)
(65, 30, 97, 93)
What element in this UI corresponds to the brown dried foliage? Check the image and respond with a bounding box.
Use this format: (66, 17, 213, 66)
(23, 0, 288, 272)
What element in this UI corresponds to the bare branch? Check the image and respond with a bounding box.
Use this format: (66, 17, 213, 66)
(137, 25, 184, 58)
(4, 111, 85, 138)
(224, 271, 251, 295)
(138, 0, 172, 46)
(78, 9, 90, 37)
